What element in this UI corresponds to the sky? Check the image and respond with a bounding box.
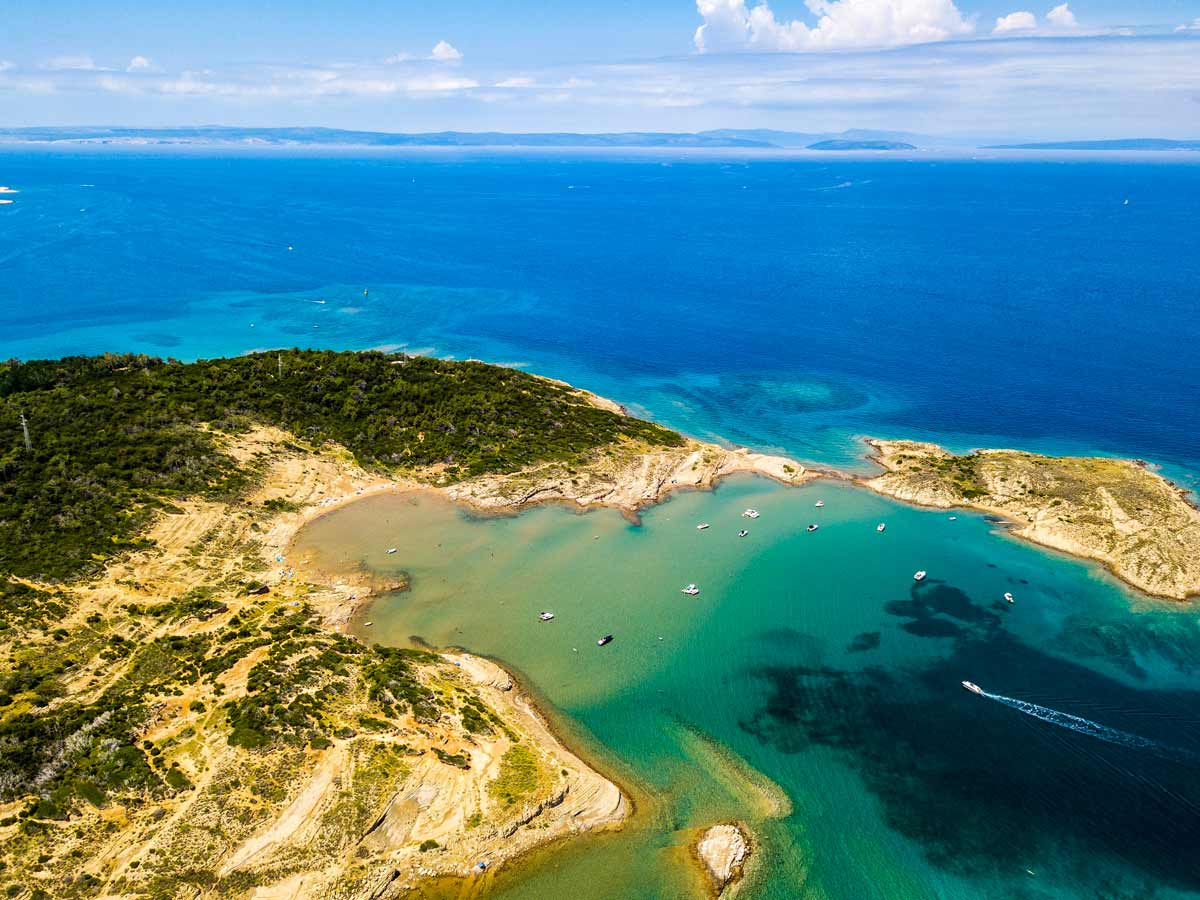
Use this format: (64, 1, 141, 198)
(1, 0, 1199, 139)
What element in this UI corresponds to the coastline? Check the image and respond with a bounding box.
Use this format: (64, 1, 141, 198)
(856, 438, 1200, 601)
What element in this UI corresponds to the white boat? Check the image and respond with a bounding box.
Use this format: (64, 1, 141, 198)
(738, 529, 749, 537)
(949, 516, 957, 521)
(386, 548, 397, 554)
(597, 634, 613, 646)
(815, 500, 824, 508)
(961, 680, 983, 695)
(681, 584, 700, 595)
(806, 524, 819, 532)
(697, 523, 710, 530)
(913, 570, 927, 582)
(742, 509, 760, 519)
(1004, 592, 1014, 603)
(539, 612, 555, 621)
(877, 523, 886, 532)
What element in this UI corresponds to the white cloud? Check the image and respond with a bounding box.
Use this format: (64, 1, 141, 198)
(694, 0, 973, 53)
(1045, 3, 1077, 28)
(126, 56, 154, 72)
(430, 40, 462, 62)
(384, 52, 413, 64)
(1177, 17, 1200, 32)
(0, 61, 14, 73)
(495, 76, 535, 87)
(993, 11, 1037, 33)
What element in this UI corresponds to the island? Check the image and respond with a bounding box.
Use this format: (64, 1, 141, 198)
(984, 139, 1200, 151)
(2, 351, 1197, 897)
(861, 440, 1200, 600)
(806, 140, 916, 151)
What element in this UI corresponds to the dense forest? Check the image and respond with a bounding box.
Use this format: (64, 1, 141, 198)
(0, 350, 682, 581)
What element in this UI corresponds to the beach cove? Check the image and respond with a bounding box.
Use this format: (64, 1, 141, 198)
(293, 473, 1200, 899)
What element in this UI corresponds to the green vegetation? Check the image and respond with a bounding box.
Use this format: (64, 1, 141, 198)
(932, 454, 988, 499)
(1, 350, 680, 581)
(488, 745, 541, 807)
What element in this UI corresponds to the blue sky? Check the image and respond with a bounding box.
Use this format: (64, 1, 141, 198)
(2, 0, 1199, 138)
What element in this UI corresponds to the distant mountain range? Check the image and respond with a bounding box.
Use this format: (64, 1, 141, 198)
(987, 139, 1200, 151)
(0, 125, 930, 150)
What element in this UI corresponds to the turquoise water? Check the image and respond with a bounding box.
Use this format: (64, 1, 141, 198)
(293, 478, 1200, 899)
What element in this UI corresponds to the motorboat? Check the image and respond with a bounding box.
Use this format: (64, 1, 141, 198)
(386, 548, 397, 554)
(697, 523, 711, 530)
(539, 612, 555, 621)
(961, 680, 983, 695)
(738, 529, 749, 537)
(877, 523, 886, 532)
(913, 570, 927, 582)
(681, 584, 700, 595)
(806, 524, 819, 533)
(742, 509, 760, 519)
(1004, 592, 1014, 604)
(597, 634, 613, 646)
(815, 500, 824, 508)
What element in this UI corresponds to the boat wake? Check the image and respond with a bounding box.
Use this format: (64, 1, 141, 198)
(982, 691, 1198, 763)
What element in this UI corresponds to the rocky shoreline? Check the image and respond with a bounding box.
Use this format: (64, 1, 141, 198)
(859, 439, 1200, 601)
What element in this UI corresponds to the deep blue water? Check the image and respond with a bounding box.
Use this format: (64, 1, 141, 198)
(2, 148, 1198, 484)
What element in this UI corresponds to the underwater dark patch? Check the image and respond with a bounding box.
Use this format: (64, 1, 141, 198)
(900, 618, 962, 638)
(737, 632, 1200, 894)
(847, 631, 881, 653)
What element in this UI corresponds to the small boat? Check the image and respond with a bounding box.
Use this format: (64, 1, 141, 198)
(697, 523, 710, 530)
(386, 548, 397, 554)
(539, 612, 555, 621)
(877, 523, 886, 532)
(815, 500, 824, 508)
(949, 516, 957, 521)
(742, 508, 760, 519)
(1004, 592, 1014, 604)
(597, 634, 613, 646)
(913, 570, 927, 582)
(806, 524, 819, 533)
(681, 584, 700, 595)
(738, 529, 749, 537)
(363, 621, 373, 626)
(961, 680, 983, 695)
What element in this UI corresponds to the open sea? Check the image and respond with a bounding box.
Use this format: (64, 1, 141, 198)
(4, 147, 1200, 898)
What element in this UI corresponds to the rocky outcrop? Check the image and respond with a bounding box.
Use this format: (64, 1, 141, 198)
(442, 439, 812, 515)
(696, 822, 751, 896)
(862, 439, 1200, 600)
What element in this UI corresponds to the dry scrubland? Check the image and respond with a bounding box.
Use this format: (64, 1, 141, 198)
(0, 427, 623, 899)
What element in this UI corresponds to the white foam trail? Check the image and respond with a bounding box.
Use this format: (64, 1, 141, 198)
(982, 691, 1196, 762)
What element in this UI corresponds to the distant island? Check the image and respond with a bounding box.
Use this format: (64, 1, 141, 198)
(987, 139, 1200, 151)
(0, 125, 924, 150)
(806, 140, 916, 151)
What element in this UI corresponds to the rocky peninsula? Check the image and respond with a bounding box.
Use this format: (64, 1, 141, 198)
(861, 439, 1200, 600)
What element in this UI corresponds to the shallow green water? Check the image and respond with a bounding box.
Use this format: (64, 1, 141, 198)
(294, 477, 1200, 899)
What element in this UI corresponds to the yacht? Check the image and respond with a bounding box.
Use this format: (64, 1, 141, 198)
(806, 524, 819, 533)
(877, 523, 886, 532)
(386, 548, 397, 554)
(961, 680, 983, 695)
(681, 584, 700, 595)
(597, 634, 613, 646)
(742, 508, 760, 519)
(539, 612, 555, 621)
(913, 570, 927, 582)
(697, 523, 711, 530)
(1004, 592, 1014, 604)
(738, 529, 749, 538)
(815, 500, 824, 508)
